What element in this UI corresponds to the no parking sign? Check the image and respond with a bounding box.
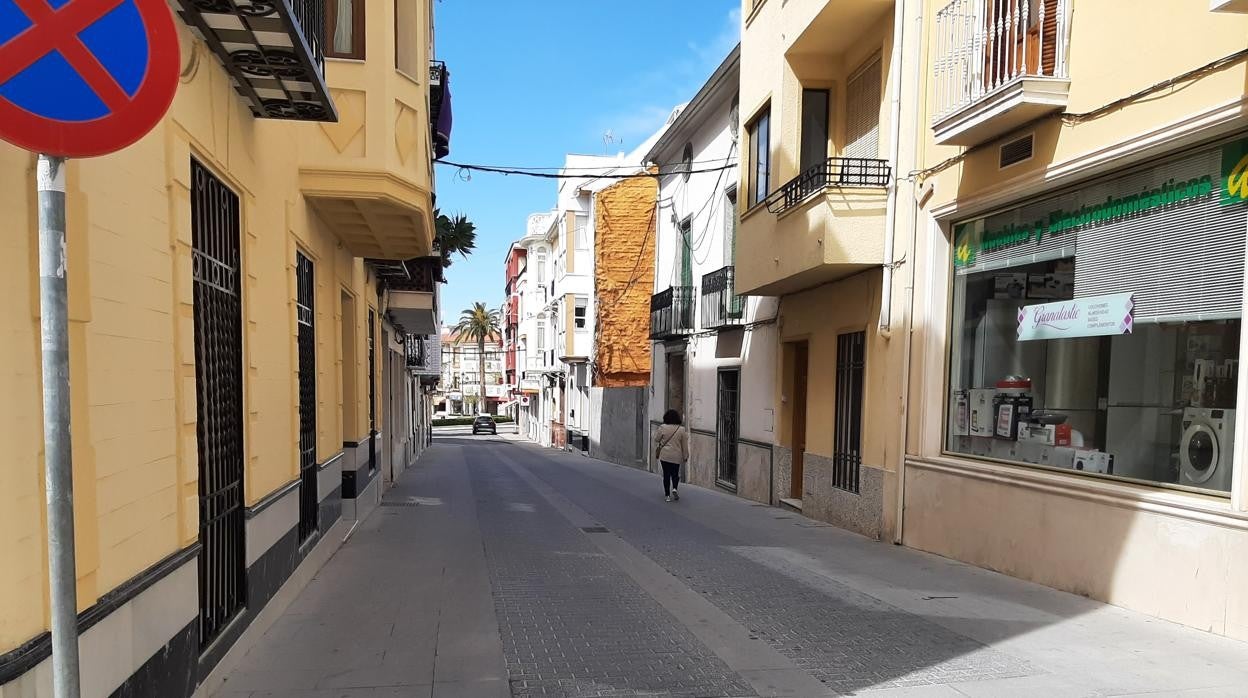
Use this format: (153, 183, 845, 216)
(0, 0, 180, 157)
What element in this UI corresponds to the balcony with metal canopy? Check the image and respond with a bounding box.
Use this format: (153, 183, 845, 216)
(174, 0, 336, 121)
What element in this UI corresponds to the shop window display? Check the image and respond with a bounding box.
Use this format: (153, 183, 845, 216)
(947, 136, 1248, 494)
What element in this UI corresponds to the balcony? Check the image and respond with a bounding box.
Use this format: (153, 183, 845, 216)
(650, 287, 695, 340)
(405, 334, 440, 375)
(701, 266, 744, 330)
(737, 157, 889, 296)
(764, 157, 890, 215)
(932, 0, 1070, 145)
(373, 257, 441, 334)
(175, 0, 335, 121)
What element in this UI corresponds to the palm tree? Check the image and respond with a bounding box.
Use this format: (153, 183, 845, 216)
(435, 209, 477, 269)
(453, 302, 501, 415)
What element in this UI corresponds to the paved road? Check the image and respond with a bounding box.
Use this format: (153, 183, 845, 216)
(213, 439, 1248, 698)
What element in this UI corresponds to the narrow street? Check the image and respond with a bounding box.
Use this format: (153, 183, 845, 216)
(212, 439, 1248, 698)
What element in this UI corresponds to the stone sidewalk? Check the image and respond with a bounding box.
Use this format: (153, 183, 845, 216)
(210, 436, 1248, 697)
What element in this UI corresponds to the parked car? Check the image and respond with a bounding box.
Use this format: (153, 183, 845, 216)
(472, 415, 496, 435)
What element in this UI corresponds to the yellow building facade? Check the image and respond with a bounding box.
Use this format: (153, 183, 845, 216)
(902, 0, 1248, 640)
(0, 1, 441, 695)
(738, 0, 919, 539)
(740, 0, 1248, 640)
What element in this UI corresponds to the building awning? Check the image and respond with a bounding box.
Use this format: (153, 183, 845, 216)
(497, 400, 518, 409)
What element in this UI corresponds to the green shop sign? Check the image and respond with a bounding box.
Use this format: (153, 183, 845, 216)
(954, 137, 1248, 268)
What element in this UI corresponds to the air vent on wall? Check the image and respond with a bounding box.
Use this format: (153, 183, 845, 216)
(1000, 135, 1034, 169)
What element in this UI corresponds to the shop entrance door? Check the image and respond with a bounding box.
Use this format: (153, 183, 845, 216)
(790, 341, 809, 500)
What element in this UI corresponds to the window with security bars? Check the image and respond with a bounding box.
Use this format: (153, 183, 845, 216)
(833, 331, 866, 493)
(191, 158, 246, 647)
(367, 308, 376, 472)
(296, 252, 318, 542)
(716, 369, 740, 487)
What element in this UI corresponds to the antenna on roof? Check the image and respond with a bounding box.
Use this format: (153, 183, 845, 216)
(603, 130, 619, 154)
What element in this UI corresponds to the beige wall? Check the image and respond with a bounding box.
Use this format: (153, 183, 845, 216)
(0, 4, 429, 653)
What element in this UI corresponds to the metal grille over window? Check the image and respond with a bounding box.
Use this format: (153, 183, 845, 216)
(834, 331, 866, 493)
(717, 370, 741, 487)
(191, 159, 246, 647)
(296, 252, 318, 542)
(368, 309, 377, 472)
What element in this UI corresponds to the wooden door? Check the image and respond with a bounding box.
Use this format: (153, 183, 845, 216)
(791, 342, 809, 500)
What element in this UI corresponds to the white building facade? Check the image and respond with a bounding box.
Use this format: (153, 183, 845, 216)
(437, 329, 505, 415)
(647, 47, 781, 503)
(512, 213, 556, 443)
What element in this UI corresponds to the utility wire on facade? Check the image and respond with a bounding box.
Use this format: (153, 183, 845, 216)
(435, 159, 738, 180)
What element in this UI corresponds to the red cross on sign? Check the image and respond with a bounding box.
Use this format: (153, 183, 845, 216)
(0, 0, 180, 157)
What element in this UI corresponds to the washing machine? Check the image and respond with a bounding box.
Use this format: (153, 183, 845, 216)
(1179, 408, 1236, 492)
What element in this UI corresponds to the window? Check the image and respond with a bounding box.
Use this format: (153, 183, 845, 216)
(800, 89, 830, 173)
(678, 217, 693, 289)
(724, 187, 738, 267)
(536, 318, 546, 350)
(717, 369, 740, 487)
(845, 56, 882, 159)
(747, 106, 771, 207)
(947, 138, 1246, 494)
(394, 0, 419, 74)
(729, 95, 740, 143)
(327, 0, 365, 59)
(536, 252, 546, 286)
(574, 297, 587, 329)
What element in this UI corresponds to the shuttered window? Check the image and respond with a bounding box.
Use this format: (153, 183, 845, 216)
(1074, 148, 1244, 323)
(844, 56, 882, 160)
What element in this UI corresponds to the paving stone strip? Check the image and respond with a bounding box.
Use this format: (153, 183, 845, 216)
(469, 454, 757, 698)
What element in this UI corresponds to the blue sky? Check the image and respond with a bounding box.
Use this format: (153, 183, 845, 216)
(433, 0, 740, 322)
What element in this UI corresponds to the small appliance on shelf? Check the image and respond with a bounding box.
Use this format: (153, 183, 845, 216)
(993, 376, 1033, 441)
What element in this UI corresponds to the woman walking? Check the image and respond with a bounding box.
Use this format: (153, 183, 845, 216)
(654, 409, 688, 502)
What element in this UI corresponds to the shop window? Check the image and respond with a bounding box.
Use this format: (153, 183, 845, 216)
(946, 137, 1248, 494)
(327, 0, 366, 59)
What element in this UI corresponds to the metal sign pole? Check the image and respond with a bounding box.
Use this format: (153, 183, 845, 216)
(37, 153, 82, 698)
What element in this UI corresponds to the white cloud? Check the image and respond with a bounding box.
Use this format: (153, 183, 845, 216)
(590, 4, 740, 149)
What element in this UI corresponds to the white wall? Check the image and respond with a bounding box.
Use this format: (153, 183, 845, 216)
(647, 72, 778, 447)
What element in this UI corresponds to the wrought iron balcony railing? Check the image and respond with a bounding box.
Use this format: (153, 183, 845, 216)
(650, 286, 695, 340)
(368, 256, 442, 293)
(764, 157, 891, 215)
(406, 334, 440, 374)
(175, 0, 336, 121)
(701, 266, 744, 330)
(933, 0, 1069, 121)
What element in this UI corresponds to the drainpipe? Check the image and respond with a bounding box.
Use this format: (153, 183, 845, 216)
(878, 0, 907, 336)
(893, 0, 925, 545)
